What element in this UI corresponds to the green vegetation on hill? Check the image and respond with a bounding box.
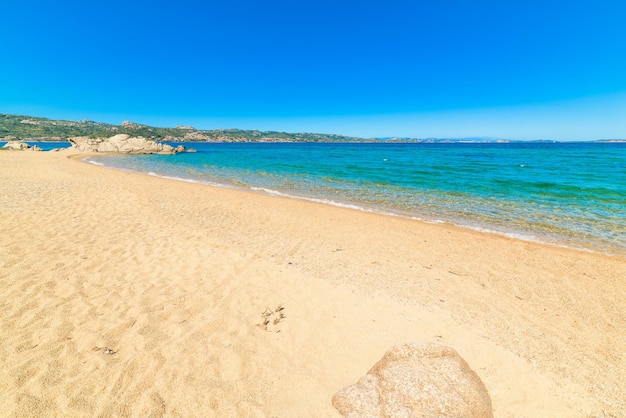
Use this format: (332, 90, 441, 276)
(0, 114, 369, 142)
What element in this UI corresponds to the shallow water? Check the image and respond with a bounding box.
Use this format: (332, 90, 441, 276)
(90, 142, 626, 256)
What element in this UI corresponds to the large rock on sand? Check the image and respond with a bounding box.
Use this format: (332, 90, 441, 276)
(2, 140, 41, 151)
(332, 343, 493, 418)
(69, 135, 178, 154)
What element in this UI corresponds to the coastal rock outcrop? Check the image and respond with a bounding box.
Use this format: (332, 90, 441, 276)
(332, 343, 493, 418)
(68, 135, 179, 154)
(120, 120, 146, 129)
(183, 130, 211, 141)
(2, 140, 42, 151)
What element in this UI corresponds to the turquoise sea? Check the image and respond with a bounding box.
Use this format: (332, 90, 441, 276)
(87, 142, 626, 256)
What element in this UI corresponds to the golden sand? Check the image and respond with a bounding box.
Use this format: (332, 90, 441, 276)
(1, 150, 624, 417)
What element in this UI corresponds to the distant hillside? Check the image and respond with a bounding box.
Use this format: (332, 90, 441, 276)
(7, 113, 616, 144)
(0, 114, 369, 143)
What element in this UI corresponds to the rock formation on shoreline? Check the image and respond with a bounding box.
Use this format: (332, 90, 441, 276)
(68, 134, 184, 154)
(2, 141, 42, 151)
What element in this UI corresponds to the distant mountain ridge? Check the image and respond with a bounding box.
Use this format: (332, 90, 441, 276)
(0, 114, 369, 143)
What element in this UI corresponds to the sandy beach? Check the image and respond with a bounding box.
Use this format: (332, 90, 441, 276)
(1, 149, 624, 417)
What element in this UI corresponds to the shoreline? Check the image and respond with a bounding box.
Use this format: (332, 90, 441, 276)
(1, 150, 625, 416)
(84, 153, 626, 259)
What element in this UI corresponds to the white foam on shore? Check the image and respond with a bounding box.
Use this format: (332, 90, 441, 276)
(250, 186, 372, 212)
(86, 159, 105, 166)
(140, 169, 238, 189)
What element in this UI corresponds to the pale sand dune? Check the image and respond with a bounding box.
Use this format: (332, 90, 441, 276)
(1, 150, 624, 417)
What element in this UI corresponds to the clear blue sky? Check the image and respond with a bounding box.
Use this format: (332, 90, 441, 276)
(1, 0, 625, 140)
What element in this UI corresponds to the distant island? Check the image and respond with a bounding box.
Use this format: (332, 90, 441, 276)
(1, 113, 623, 143)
